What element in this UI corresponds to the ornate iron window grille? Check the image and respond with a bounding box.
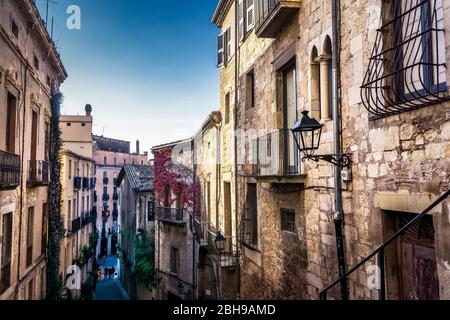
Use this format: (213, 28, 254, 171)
(361, 0, 449, 118)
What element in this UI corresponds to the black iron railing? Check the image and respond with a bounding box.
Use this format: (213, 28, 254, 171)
(113, 191, 119, 201)
(191, 212, 208, 246)
(94, 192, 98, 203)
(103, 177, 109, 185)
(155, 206, 185, 224)
(82, 212, 90, 226)
(252, 129, 300, 176)
(238, 208, 259, 250)
(90, 177, 96, 189)
(102, 193, 110, 202)
(0, 150, 20, 189)
(28, 160, 50, 185)
(82, 177, 89, 189)
(361, 0, 449, 118)
(73, 177, 82, 189)
(320, 189, 450, 300)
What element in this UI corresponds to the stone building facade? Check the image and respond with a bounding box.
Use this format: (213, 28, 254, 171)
(116, 165, 154, 300)
(0, 0, 66, 300)
(93, 136, 148, 257)
(210, 0, 450, 300)
(151, 139, 196, 300)
(59, 106, 96, 295)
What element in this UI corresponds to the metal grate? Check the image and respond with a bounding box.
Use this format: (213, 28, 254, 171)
(361, 0, 449, 118)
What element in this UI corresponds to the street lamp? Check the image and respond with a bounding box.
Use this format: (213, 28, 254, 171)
(291, 111, 352, 168)
(214, 231, 226, 253)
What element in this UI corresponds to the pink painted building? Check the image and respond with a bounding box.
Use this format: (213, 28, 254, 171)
(93, 136, 148, 256)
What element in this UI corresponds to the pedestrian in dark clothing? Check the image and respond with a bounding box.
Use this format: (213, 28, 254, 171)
(111, 267, 116, 279)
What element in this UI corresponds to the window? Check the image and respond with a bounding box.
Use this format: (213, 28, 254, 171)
(361, 0, 448, 117)
(103, 171, 107, 179)
(68, 200, 72, 225)
(280, 209, 295, 233)
(11, 19, 18, 39)
(1, 212, 13, 293)
(225, 27, 233, 62)
(114, 158, 117, 166)
(238, 0, 245, 41)
(33, 54, 39, 71)
(66, 123, 71, 126)
(44, 121, 50, 161)
(104, 157, 107, 165)
(242, 184, 258, 249)
(31, 110, 38, 162)
(246, 0, 255, 30)
(103, 187, 107, 195)
(170, 247, 180, 274)
(224, 92, 231, 124)
(27, 207, 34, 267)
(6, 92, 17, 153)
(217, 33, 225, 67)
(148, 201, 155, 221)
(246, 69, 255, 110)
(81, 123, 85, 127)
(41, 203, 48, 255)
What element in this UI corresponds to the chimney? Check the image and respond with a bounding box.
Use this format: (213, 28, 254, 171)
(85, 104, 92, 116)
(136, 140, 140, 154)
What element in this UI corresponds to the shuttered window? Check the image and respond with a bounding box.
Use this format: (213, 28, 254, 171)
(246, 0, 255, 30)
(239, 0, 245, 41)
(217, 33, 224, 67)
(225, 28, 233, 62)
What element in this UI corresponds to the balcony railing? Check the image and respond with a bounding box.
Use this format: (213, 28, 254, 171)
(113, 191, 119, 201)
(71, 217, 81, 233)
(82, 212, 90, 226)
(102, 193, 110, 202)
(155, 206, 185, 224)
(0, 150, 20, 189)
(27, 160, 50, 185)
(252, 129, 300, 177)
(74, 177, 82, 190)
(255, 0, 301, 38)
(90, 177, 96, 189)
(82, 177, 89, 189)
(103, 177, 109, 185)
(94, 192, 98, 203)
(112, 205, 118, 217)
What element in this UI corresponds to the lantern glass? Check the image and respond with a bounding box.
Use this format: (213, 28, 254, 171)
(291, 111, 323, 157)
(214, 231, 226, 252)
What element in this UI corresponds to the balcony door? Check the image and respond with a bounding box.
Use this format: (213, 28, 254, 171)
(283, 63, 298, 174)
(6, 92, 17, 153)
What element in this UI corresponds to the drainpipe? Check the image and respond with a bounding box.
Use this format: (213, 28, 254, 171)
(233, 0, 241, 300)
(331, 0, 348, 300)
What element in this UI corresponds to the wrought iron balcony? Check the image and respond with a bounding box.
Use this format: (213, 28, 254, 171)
(112, 204, 118, 217)
(155, 206, 185, 224)
(255, 0, 301, 38)
(71, 216, 81, 234)
(73, 177, 82, 190)
(82, 177, 89, 189)
(82, 212, 90, 226)
(103, 177, 109, 185)
(0, 150, 20, 189)
(252, 129, 301, 178)
(94, 192, 98, 203)
(102, 193, 110, 202)
(113, 191, 119, 201)
(90, 177, 96, 189)
(27, 160, 50, 186)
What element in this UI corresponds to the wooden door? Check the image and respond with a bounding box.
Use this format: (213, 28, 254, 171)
(398, 214, 439, 300)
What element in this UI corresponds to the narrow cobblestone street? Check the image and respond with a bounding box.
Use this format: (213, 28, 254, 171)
(93, 256, 128, 300)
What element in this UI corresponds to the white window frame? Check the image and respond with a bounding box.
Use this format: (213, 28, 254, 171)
(246, 0, 255, 30)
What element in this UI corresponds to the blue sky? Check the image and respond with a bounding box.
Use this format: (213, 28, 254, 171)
(36, 0, 219, 153)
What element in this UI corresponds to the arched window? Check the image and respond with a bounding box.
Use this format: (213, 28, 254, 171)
(310, 46, 321, 119)
(321, 35, 333, 120)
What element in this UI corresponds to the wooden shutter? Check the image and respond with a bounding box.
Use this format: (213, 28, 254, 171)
(238, 0, 245, 42)
(246, 0, 255, 30)
(217, 33, 224, 67)
(226, 28, 233, 62)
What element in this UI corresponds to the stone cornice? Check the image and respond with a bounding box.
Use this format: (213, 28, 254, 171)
(212, 0, 234, 28)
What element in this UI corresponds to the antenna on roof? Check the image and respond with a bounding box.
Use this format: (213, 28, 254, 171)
(44, 0, 58, 28)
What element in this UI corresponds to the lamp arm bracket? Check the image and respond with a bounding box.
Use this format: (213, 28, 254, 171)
(303, 153, 352, 168)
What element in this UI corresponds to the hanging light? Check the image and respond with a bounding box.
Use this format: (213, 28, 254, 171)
(214, 231, 226, 253)
(291, 110, 323, 158)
